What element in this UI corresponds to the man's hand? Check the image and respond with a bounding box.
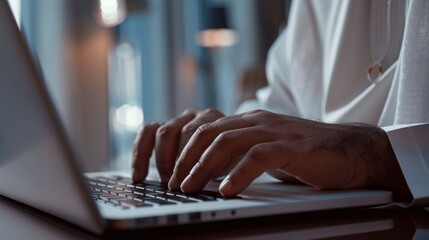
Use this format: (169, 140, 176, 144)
(133, 109, 410, 201)
(132, 108, 224, 183)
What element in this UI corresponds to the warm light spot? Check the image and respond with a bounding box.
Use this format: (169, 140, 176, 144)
(197, 29, 238, 48)
(97, 0, 126, 27)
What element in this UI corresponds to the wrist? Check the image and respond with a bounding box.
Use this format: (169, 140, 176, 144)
(364, 126, 412, 202)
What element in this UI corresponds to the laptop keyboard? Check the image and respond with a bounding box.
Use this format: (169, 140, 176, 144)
(87, 175, 230, 210)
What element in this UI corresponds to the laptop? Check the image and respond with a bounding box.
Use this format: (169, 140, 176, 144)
(0, 0, 392, 235)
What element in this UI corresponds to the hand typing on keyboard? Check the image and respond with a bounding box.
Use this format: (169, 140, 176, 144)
(131, 108, 410, 201)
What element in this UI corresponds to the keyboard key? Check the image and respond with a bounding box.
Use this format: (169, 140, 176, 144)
(121, 199, 153, 208)
(88, 176, 233, 210)
(132, 196, 152, 201)
(131, 188, 147, 195)
(146, 199, 177, 206)
(154, 194, 199, 204)
(117, 192, 140, 198)
(198, 190, 225, 198)
(111, 175, 132, 182)
(109, 189, 131, 194)
(134, 184, 163, 191)
(115, 178, 133, 185)
(96, 177, 109, 183)
(120, 186, 137, 192)
(99, 194, 123, 201)
(187, 195, 218, 202)
(88, 181, 97, 186)
(110, 198, 131, 205)
(133, 196, 177, 206)
(144, 180, 167, 187)
(92, 185, 111, 191)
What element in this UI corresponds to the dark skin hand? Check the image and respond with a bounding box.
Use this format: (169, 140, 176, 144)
(132, 109, 411, 201)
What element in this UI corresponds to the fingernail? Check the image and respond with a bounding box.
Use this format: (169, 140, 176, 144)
(181, 175, 193, 192)
(220, 179, 232, 194)
(168, 174, 178, 190)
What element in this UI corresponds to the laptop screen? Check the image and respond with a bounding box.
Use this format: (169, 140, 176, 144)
(0, 1, 104, 233)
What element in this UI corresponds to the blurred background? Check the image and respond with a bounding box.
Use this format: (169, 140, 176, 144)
(7, 0, 291, 172)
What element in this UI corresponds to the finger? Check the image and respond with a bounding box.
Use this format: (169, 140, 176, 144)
(219, 141, 287, 196)
(155, 109, 197, 182)
(178, 108, 224, 154)
(180, 126, 275, 193)
(131, 122, 161, 183)
(168, 114, 254, 190)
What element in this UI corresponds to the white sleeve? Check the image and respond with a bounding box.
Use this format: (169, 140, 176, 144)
(235, 29, 299, 116)
(236, 0, 310, 116)
(380, 0, 429, 207)
(383, 123, 429, 206)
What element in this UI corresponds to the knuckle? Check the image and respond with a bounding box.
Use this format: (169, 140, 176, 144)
(192, 161, 205, 174)
(256, 109, 271, 118)
(246, 110, 281, 125)
(202, 108, 223, 117)
(182, 108, 198, 116)
(142, 123, 155, 133)
(214, 131, 235, 146)
(134, 125, 153, 146)
(242, 109, 266, 118)
(195, 123, 212, 136)
(251, 109, 265, 115)
(156, 125, 173, 139)
(254, 109, 266, 114)
(135, 125, 149, 140)
(181, 124, 197, 137)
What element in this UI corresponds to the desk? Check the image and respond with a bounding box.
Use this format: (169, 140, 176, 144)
(1, 196, 428, 239)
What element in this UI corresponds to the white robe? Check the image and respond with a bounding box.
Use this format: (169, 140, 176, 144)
(238, 0, 429, 206)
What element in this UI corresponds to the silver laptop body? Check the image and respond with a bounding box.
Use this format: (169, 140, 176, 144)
(0, 0, 392, 234)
